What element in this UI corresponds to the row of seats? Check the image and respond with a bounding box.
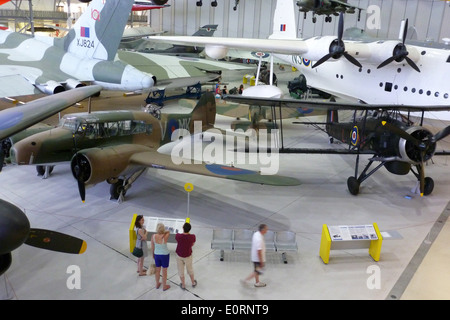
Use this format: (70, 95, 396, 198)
(211, 228, 298, 263)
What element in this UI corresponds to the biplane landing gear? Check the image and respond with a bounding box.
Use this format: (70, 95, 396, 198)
(347, 176, 360, 195)
(423, 177, 434, 196)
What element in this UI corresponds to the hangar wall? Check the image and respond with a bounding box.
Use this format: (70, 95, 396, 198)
(149, 0, 450, 44)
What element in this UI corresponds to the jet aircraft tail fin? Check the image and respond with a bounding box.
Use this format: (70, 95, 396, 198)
(269, 0, 297, 40)
(63, 0, 134, 61)
(190, 92, 217, 132)
(192, 25, 218, 37)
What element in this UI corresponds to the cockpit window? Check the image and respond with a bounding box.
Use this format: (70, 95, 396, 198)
(60, 117, 152, 139)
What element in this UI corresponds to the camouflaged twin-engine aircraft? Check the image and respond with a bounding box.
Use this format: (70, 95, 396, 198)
(10, 92, 300, 202)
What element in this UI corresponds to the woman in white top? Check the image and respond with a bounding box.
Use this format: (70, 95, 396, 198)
(151, 223, 171, 291)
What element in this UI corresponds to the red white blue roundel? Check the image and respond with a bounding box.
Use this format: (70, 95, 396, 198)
(251, 52, 270, 59)
(302, 58, 310, 66)
(350, 126, 359, 146)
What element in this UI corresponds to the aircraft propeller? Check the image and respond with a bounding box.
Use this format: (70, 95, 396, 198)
(312, 13, 362, 69)
(0, 199, 86, 276)
(381, 121, 450, 195)
(71, 131, 87, 203)
(377, 19, 421, 72)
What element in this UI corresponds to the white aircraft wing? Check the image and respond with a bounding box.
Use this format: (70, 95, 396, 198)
(150, 36, 309, 56)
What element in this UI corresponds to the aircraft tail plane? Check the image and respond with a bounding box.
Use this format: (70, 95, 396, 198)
(269, 0, 297, 40)
(190, 92, 217, 132)
(62, 0, 134, 61)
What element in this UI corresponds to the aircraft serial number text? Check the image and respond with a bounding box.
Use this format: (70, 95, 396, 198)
(77, 39, 95, 49)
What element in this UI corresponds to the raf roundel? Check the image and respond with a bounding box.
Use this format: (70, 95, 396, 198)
(350, 126, 359, 146)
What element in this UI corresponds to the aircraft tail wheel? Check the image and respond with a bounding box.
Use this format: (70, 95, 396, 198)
(423, 177, 434, 196)
(347, 176, 360, 195)
(110, 179, 126, 200)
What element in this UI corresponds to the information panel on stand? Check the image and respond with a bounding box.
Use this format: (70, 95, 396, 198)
(319, 223, 383, 264)
(327, 225, 378, 241)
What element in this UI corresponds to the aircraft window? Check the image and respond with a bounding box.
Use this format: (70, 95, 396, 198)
(384, 82, 392, 92)
(426, 90, 431, 96)
(367, 69, 371, 74)
(444, 93, 449, 99)
(397, 68, 401, 73)
(419, 89, 423, 94)
(394, 85, 398, 90)
(107, 122, 119, 136)
(435, 92, 439, 97)
(403, 87, 408, 91)
(85, 124, 97, 139)
(61, 118, 80, 132)
(130, 121, 149, 135)
(122, 120, 132, 134)
(412, 88, 416, 93)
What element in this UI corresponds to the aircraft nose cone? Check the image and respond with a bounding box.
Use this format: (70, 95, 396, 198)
(9, 142, 36, 165)
(0, 199, 30, 255)
(140, 74, 155, 89)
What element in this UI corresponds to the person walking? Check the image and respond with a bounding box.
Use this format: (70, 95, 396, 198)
(175, 222, 197, 290)
(135, 215, 148, 276)
(242, 224, 268, 287)
(151, 223, 171, 291)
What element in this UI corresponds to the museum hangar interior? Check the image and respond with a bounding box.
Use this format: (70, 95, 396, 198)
(0, 0, 449, 301)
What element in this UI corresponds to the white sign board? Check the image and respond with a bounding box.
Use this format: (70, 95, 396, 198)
(144, 216, 185, 234)
(328, 225, 378, 241)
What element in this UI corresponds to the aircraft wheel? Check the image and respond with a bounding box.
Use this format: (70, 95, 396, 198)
(423, 177, 434, 196)
(110, 179, 126, 200)
(347, 177, 360, 195)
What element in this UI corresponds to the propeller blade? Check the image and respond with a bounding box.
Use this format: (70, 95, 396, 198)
(381, 121, 423, 147)
(405, 56, 421, 73)
(433, 125, 450, 142)
(343, 52, 362, 68)
(419, 162, 425, 197)
(337, 12, 344, 41)
(77, 176, 86, 203)
(25, 229, 87, 254)
(377, 56, 396, 69)
(402, 19, 408, 44)
(0, 253, 12, 276)
(312, 53, 332, 68)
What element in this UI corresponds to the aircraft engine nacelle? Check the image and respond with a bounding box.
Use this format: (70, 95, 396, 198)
(64, 79, 86, 90)
(38, 80, 66, 95)
(70, 145, 142, 186)
(303, 36, 339, 62)
(398, 127, 436, 164)
(204, 45, 229, 60)
(357, 41, 421, 66)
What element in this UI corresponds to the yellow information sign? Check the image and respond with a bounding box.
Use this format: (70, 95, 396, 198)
(184, 183, 194, 193)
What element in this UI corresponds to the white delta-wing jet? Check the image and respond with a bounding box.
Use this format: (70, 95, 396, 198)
(0, 0, 155, 98)
(151, 0, 450, 120)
